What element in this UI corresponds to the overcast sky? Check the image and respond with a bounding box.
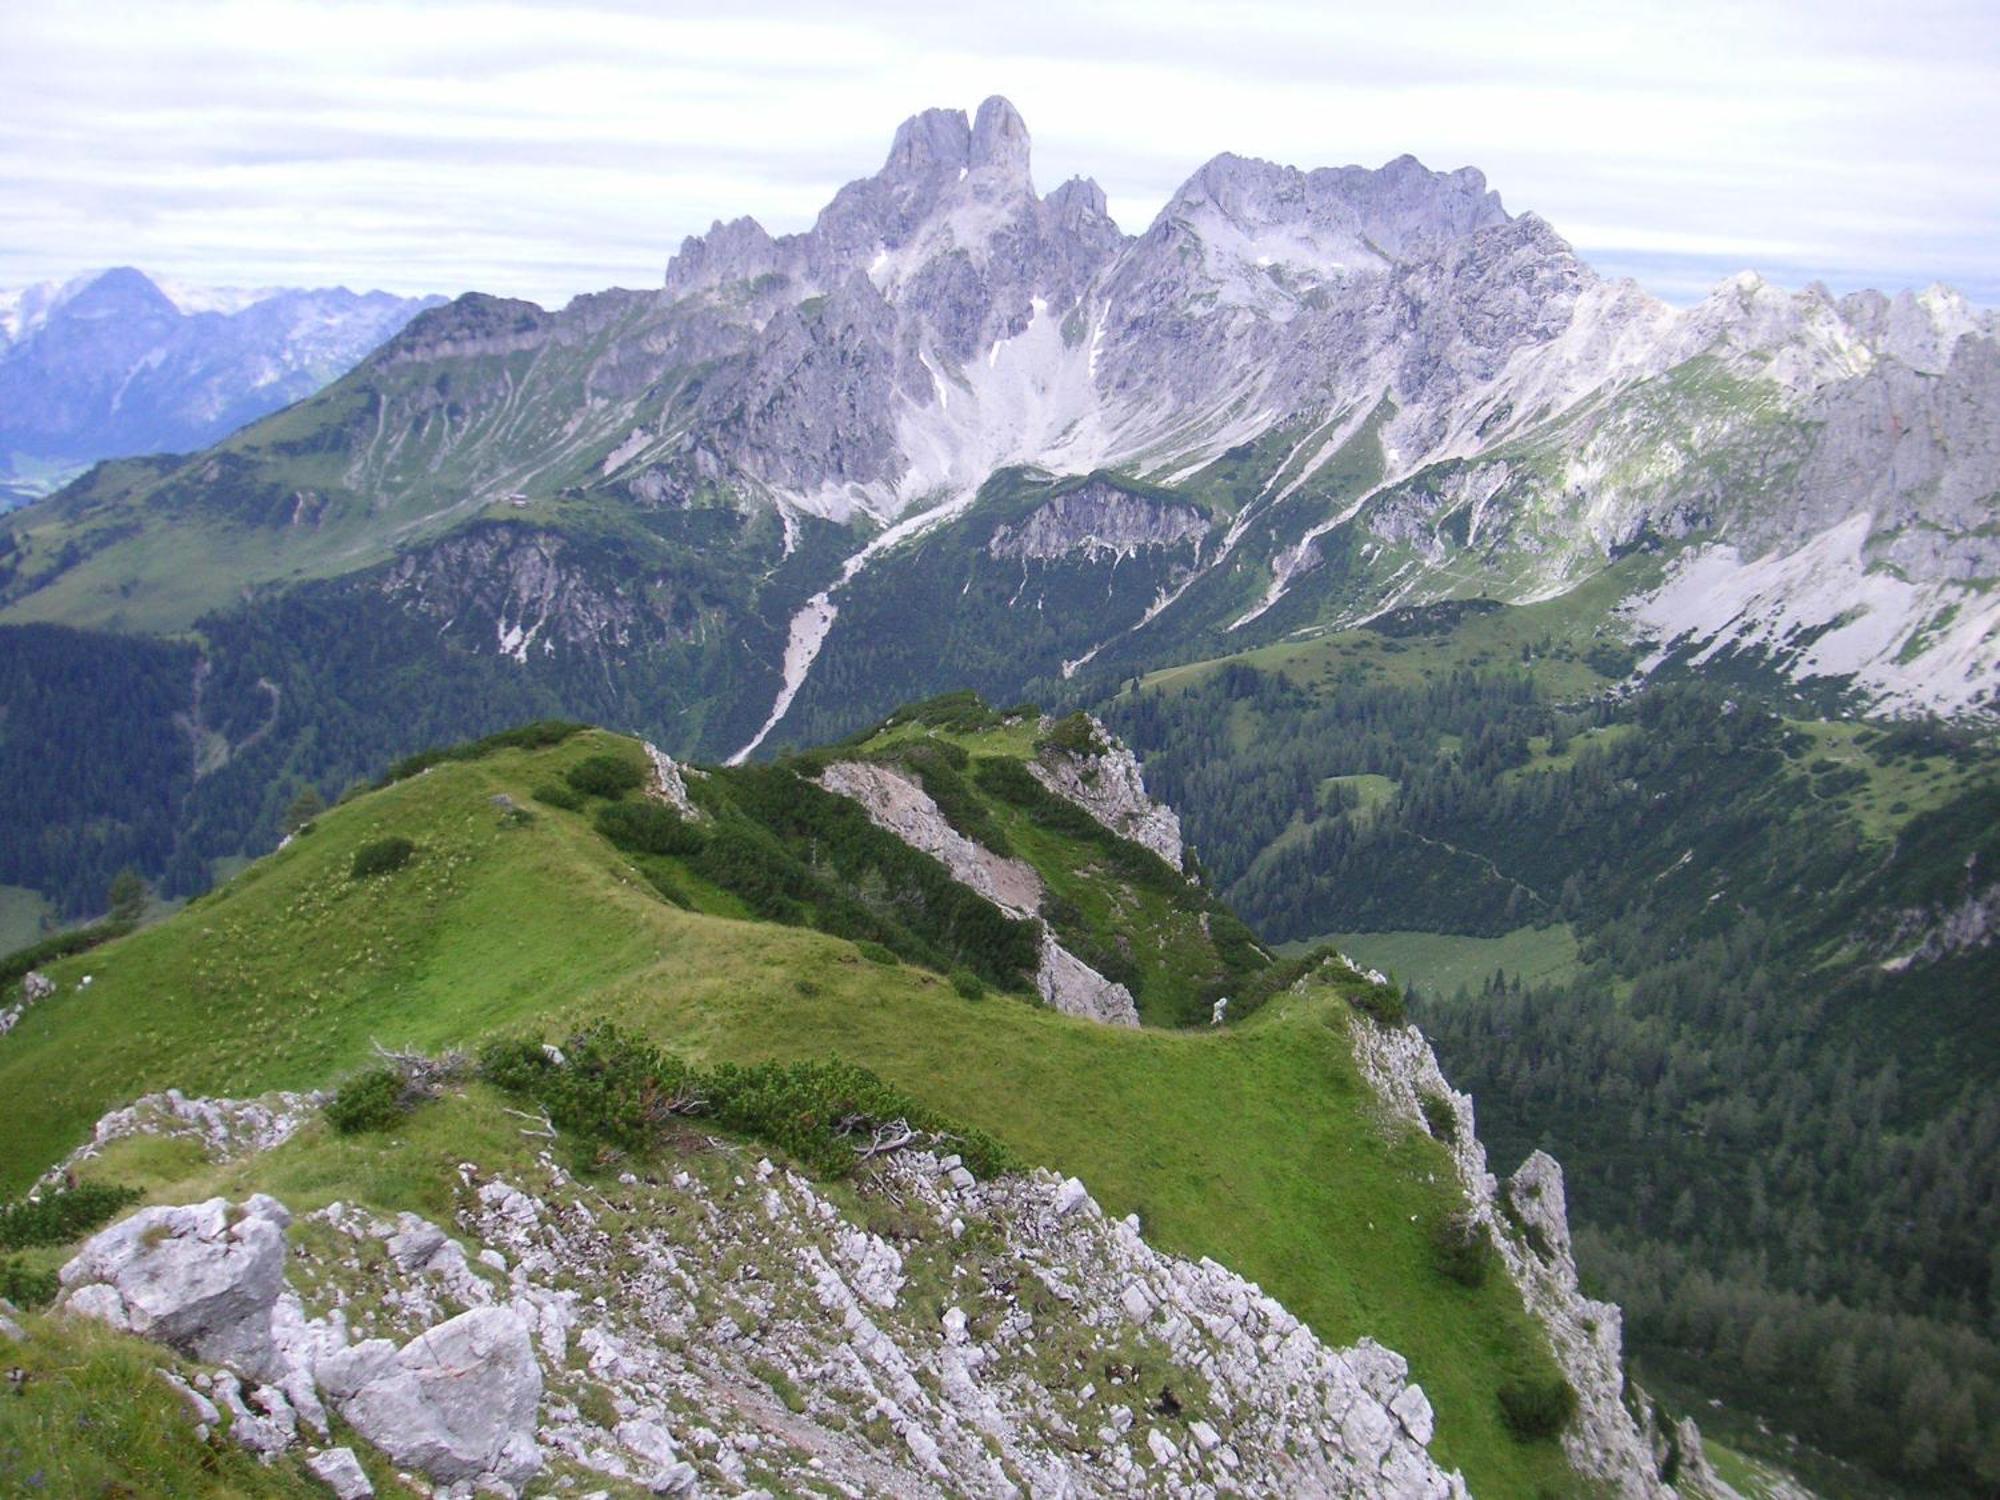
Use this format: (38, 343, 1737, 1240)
(3, 0, 1995, 308)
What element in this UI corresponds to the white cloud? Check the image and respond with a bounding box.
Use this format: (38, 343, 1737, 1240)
(1, 0, 1994, 306)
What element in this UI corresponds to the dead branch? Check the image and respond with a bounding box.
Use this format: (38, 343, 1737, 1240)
(500, 1106, 557, 1139)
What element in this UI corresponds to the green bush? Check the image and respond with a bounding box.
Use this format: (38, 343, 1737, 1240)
(856, 941, 899, 966)
(324, 1066, 409, 1134)
(950, 968, 986, 1000)
(1420, 1091, 1458, 1143)
(565, 753, 647, 800)
(1497, 1375, 1578, 1441)
(1036, 711, 1108, 759)
(1430, 1211, 1492, 1288)
(481, 1026, 1013, 1180)
(0, 1183, 142, 1251)
(970, 757, 1183, 895)
(531, 781, 584, 811)
(0, 1257, 57, 1309)
(705, 765, 1039, 989)
(350, 836, 416, 879)
(595, 801, 706, 858)
(1349, 981, 1407, 1028)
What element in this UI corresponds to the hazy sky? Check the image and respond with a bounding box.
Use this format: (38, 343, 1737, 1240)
(3, 0, 1995, 307)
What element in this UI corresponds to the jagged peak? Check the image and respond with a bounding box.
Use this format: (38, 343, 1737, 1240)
(883, 104, 974, 181)
(662, 215, 779, 296)
(1151, 148, 1510, 270)
(1044, 174, 1110, 225)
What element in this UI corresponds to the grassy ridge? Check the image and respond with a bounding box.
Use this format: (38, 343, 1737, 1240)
(0, 729, 1586, 1495)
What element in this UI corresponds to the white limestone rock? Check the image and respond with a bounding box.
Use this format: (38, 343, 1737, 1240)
(1034, 927, 1141, 1027)
(332, 1305, 543, 1490)
(305, 1446, 375, 1499)
(57, 1195, 292, 1378)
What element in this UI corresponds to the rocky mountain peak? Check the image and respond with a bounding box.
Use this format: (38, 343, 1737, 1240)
(662, 214, 780, 297)
(1045, 174, 1110, 225)
(883, 104, 974, 182)
(968, 94, 1032, 181)
(61, 265, 182, 325)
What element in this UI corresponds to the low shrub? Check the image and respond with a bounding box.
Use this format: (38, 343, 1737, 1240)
(970, 757, 1184, 896)
(1497, 1375, 1579, 1441)
(0, 1183, 143, 1251)
(1036, 711, 1108, 759)
(565, 753, 647, 800)
(856, 941, 898, 966)
(1419, 1091, 1458, 1143)
(324, 1066, 409, 1134)
(2, 919, 136, 992)
(350, 836, 416, 879)
(1430, 1211, 1492, 1288)
(596, 801, 706, 858)
(950, 968, 985, 1000)
(882, 741, 1013, 857)
(0, 1257, 57, 1308)
(1349, 981, 1407, 1028)
(531, 781, 585, 811)
(378, 719, 588, 786)
(481, 1026, 1013, 1180)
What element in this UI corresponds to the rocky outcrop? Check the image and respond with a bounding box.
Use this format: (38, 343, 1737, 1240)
(1030, 717, 1187, 870)
(1033, 926, 1142, 1027)
(1879, 876, 2000, 971)
(1348, 1013, 1739, 1499)
(988, 480, 1211, 563)
(0, 969, 54, 1038)
(818, 760, 1043, 917)
(642, 740, 706, 822)
(322, 1306, 542, 1488)
(59, 1195, 297, 1379)
(38, 1089, 324, 1186)
(57, 1096, 1470, 1498)
(304, 1447, 374, 1499)
(815, 758, 1142, 1026)
(57, 1190, 540, 1496)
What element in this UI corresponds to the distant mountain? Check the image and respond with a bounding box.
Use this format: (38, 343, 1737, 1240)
(0, 267, 443, 503)
(2, 99, 1990, 729)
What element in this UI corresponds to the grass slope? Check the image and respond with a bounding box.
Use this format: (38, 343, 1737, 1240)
(0, 729, 1589, 1496)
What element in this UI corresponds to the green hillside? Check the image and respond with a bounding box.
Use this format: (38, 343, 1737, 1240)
(0, 716, 1597, 1495)
(1106, 608, 2000, 1496)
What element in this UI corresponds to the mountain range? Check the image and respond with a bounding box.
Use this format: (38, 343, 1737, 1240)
(4, 97, 1991, 736)
(0, 267, 442, 507)
(1, 98, 1997, 1496)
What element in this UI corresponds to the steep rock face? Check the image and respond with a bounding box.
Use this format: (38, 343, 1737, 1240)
(14, 100, 1997, 729)
(376, 524, 684, 665)
(817, 760, 1043, 917)
(1029, 718, 1187, 871)
(1347, 1016, 1738, 1499)
(988, 480, 1211, 563)
(642, 741, 706, 822)
(815, 758, 1141, 1025)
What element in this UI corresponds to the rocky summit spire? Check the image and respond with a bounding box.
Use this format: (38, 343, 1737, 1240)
(884, 106, 973, 182)
(969, 95, 1032, 183)
(1044, 175, 1109, 228)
